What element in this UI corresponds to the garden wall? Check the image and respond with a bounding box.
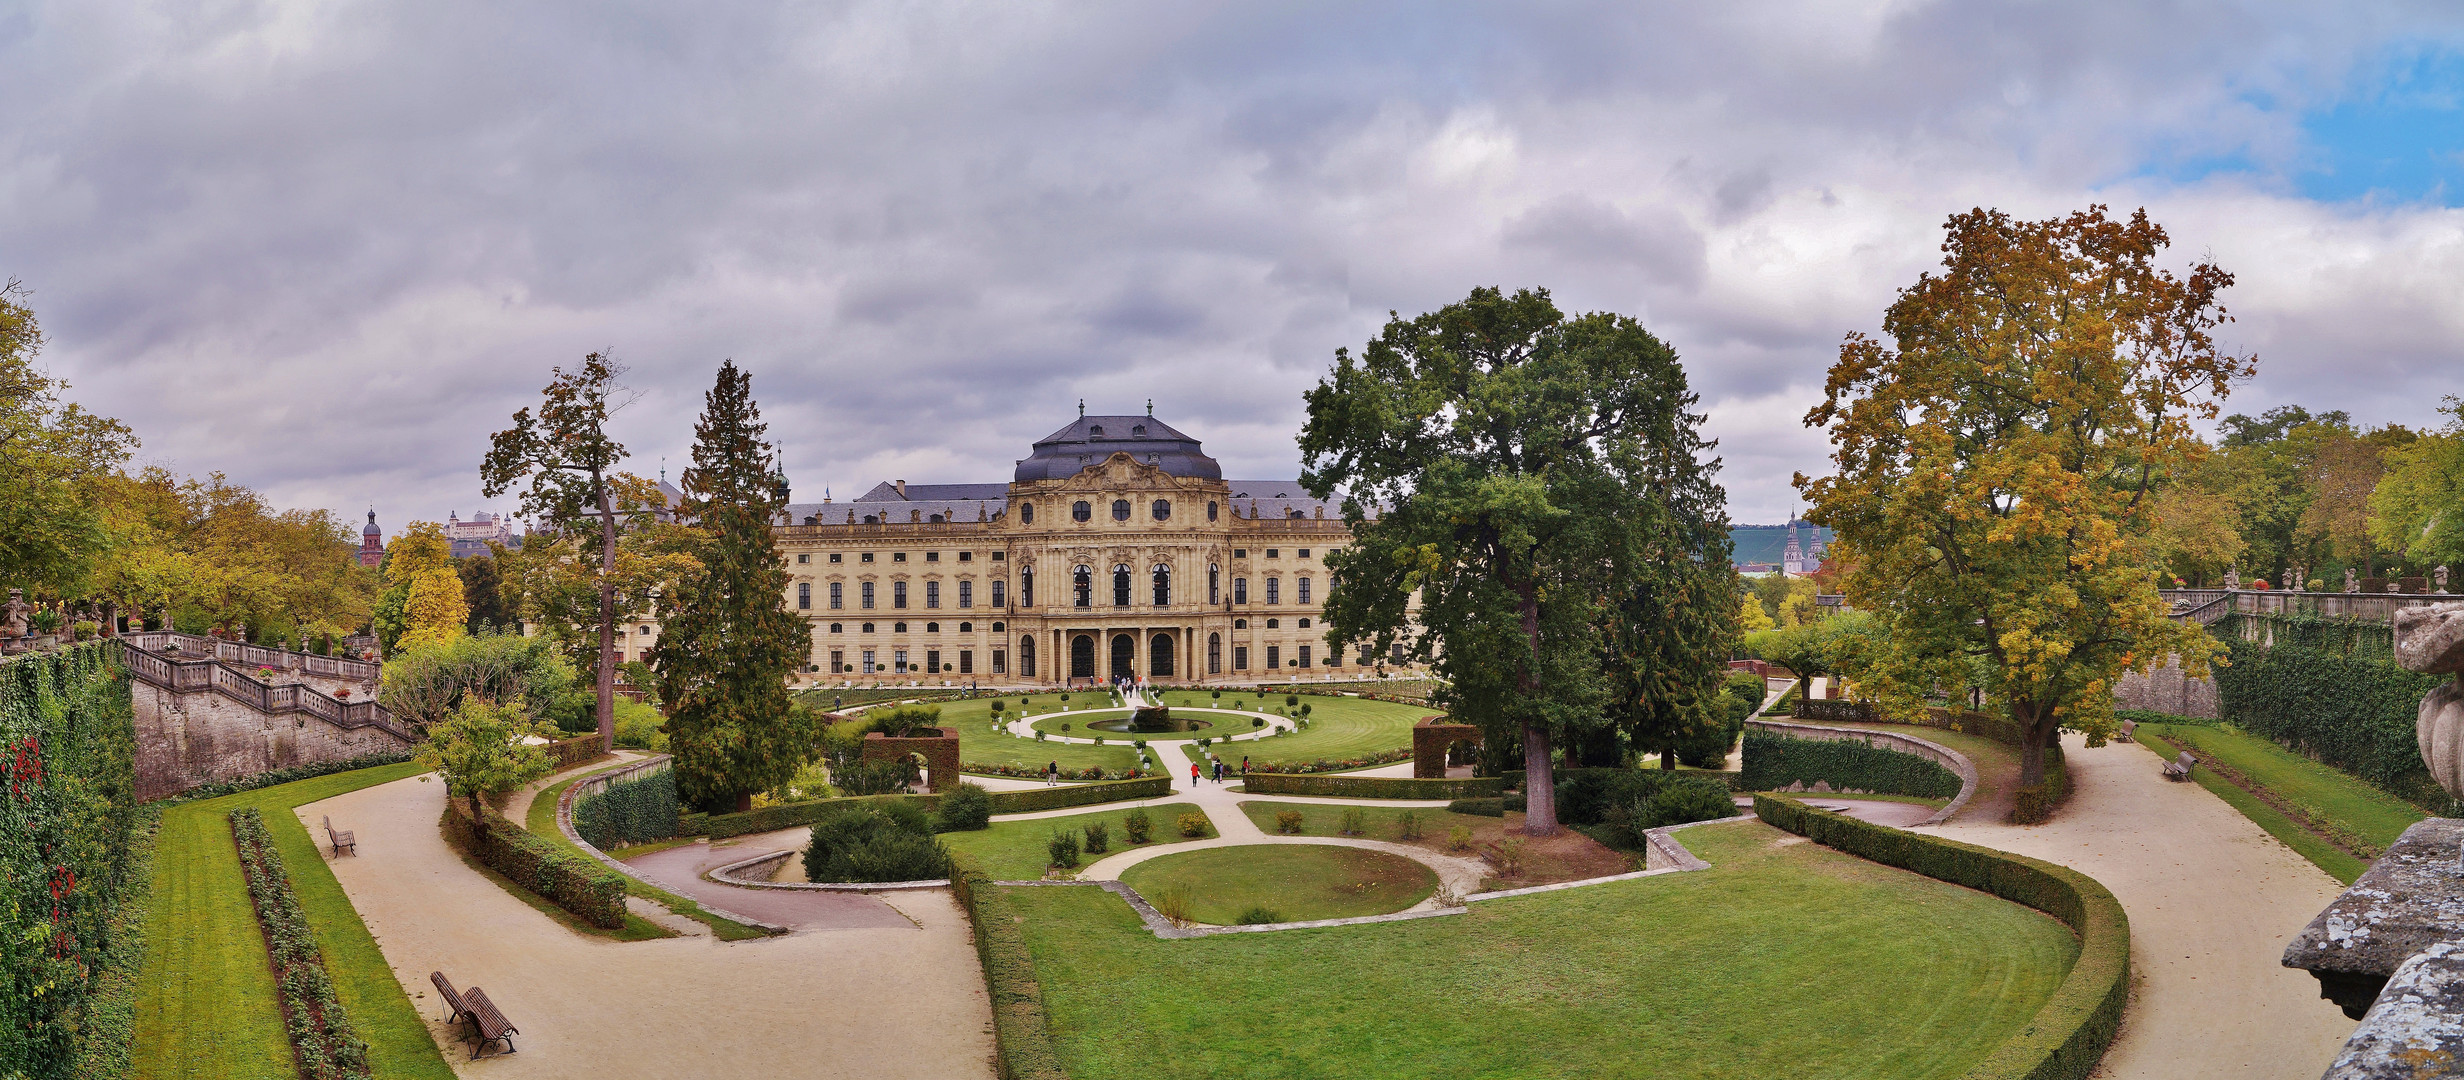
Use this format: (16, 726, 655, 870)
(2111, 655, 2220, 720)
(0, 642, 146, 1080)
(130, 676, 411, 800)
(1241, 774, 1501, 800)
(688, 776, 1175, 839)
(1755, 794, 2129, 1080)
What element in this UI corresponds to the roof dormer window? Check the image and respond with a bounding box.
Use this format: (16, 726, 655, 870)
(1132, 425, 1147, 437)
(1088, 425, 1104, 438)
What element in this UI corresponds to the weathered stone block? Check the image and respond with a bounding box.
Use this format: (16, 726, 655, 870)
(2285, 819, 2464, 1019)
(2394, 600, 2464, 677)
(2321, 940, 2464, 1079)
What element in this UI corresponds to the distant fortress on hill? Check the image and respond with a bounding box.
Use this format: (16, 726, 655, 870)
(1729, 520, 1830, 575)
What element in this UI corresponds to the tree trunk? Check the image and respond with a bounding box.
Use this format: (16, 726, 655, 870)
(734, 792, 753, 814)
(1660, 747, 1676, 770)
(2015, 701, 2048, 788)
(1521, 721, 1557, 835)
(594, 473, 619, 753)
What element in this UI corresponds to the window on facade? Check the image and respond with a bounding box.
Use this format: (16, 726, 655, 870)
(1208, 501, 1219, 522)
(1391, 642, 1407, 664)
(1266, 578, 1280, 605)
(861, 582, 876, 609)
(925, 622, 939, 633)
(1072, 501, 1092, 522)
(1234, 577, 1248, 604)
(992, 649, 1006, 674)
(895, 649, 909, 673)
(830, 649, 844, 673)
(925, 552, 939, 562)
(1020, 503, 1035, 524)
(829, 553, 842, 563)
(797, 582, 811, 609)
(1266, 548, 1279, 559)
(1233, 548, 1247, 559)
(1207, 633, 1222, 674)
(862, 515, 878, 524)
(1234, 618, 1246, 629)
(830, 623, 843, 633)
(1358, 647, 1373, 666)
(797, 554, 809, 564)
(862, 622, 875, 633)
(893, 581, 908, 608)
(958, 580, 972, 608)
(958, 622, 971, 633)
(894, 622, 907, 633)
(1299, 645, 1312, 667)
(959, 551, 972, 561)
(1298, 617, 1310, 628)
(1111, 499, 1131, 521)
(925, 581, 940, 608)
(926, 650, 941, 673)
(830, 582, 844, 609)
(991, 551, 1003, 560)
(1234, 645, 1249, 670)
(862, 649, 877, 674)
(928, 514, 943, 524)
(641, 625, 652, 634)
(1019, 636, 1035, 676)
(1152, 565, 1170, 606)
(1019, 570, 1032, 606)
(1266, 618, 1278, 629)
(1112, 564, 1131, 606)
(959, 650, 973, 674)
(1073, 565, 1092, 607)
(1298, 578, 1311, 605)
(1209, 565, 1220, 604)
(1266, 645, 1280, 670)
(894, 552, 907, 562)
(861, 552, 875, 563)
(990, 580, 1005, 607)
(1151, 499, 1171, 521)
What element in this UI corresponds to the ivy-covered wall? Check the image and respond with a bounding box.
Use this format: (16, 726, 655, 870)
(2214, 613, 2452, 812)
(0, 642, 144, 1080)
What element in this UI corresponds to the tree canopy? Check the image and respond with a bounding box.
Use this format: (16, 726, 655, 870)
(0, 280, 136, 596)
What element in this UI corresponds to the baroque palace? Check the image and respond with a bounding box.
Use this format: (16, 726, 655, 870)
(730, 412, 1422, 688)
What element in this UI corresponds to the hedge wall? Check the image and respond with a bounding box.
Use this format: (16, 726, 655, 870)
(1, 642, 145, 1080)
(157, 751, 414, 806)
(2214, 633, 2449, 802)
(1738, 730, 1962, 798)
(949, 870, 1067, 1080)
(691, 777, 1177, 839)
(987, 775, 1172, 814)
(443, 801, 628, 927)
(1755, 795, 2128, 1080)
(1240, 774, 1501, 800)
(574, 767, 680, 850)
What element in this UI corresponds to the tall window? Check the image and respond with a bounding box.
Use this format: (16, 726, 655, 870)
(894, 649, 909, 673)
(958, 580, 972, 608)
(1019, 636, 1035, 676)
(1209, 565, 1220, 604)
(925, 581, 940, 608)
(1112, 564, 1131, 607)
(1111, 499, 1131, 521)
(893, 581, 908, 609)
(992, 649, 1007, 674)
(1298, 644, 1312, 667)
(1208, 633, 1222, 674)
(1265, 577, 1280, 605)
(1018, 570, 1031, 606)
(797, 582, 811, 609)
(829, 649, 844, 673)
(1267, 645, 1281, 669)
(1391, 642, 1406, 664)
(926, 650, 941, 674)
(1072, 500, 1092, 522)
(1234, 645, 1249, 670)
(1152, 565, 1170, 606)
(1207, 501, 1218, 521)
(861, 581, 876, 609)
(1234, 577, 1248, 604)
(1297, 577, 1311, 605)
(991, 579, 1005, 607)
(830, 582, 844, 609)
(958, 650, 973, 674)
(1073, 565, 1092, 607)
(862, 649, 877, 674)
(1019, 502, 1034, 524)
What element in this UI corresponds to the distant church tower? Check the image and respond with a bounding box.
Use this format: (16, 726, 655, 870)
(359, 509, 384, 568)
(1782, 517, 1806, 576)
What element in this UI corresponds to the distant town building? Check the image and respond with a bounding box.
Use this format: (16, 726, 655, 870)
(1781, 518, 1827, 576)
(358, 510, 384, 568)
(444, 510, 522, 559)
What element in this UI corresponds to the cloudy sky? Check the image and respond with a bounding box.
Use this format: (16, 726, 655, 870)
(7, 1, 2464, 532)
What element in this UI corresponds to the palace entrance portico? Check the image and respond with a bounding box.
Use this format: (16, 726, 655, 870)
(1047, 625, 1195, 686)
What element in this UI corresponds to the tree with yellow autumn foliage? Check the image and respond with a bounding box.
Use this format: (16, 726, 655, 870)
(379, 521, 467, 652)
(1796, 206, 2246, 790)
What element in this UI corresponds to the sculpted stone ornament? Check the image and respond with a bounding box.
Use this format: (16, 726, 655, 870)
(2225, 567, 2240, 590)
(2347, 567, 2361, 593)
(2439, 565, 2451, 594)
(0, 589, 29, 638)
(2399, 601, 2464, 803)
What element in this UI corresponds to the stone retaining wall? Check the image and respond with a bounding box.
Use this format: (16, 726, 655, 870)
(133, 677, 412, 800)
(2112, 654, 2221, 720)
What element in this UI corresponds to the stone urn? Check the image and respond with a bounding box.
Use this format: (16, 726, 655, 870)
(2401, 601, 2464, 798)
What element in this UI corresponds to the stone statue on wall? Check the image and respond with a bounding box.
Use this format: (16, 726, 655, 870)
(2398, 602, 2464, 800)
(0, 589, 28, 638)
(2439, 566, 2451, 594)
(2347, 567, 2361, 593)
(2225, 567, 2240, 590)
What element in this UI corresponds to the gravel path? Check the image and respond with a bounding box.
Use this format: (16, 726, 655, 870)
(1930, 732, 2355, 1080)
(300, 773, 995, 1079)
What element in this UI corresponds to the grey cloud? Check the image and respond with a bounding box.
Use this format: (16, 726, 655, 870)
(1502, 194, 1709, 290)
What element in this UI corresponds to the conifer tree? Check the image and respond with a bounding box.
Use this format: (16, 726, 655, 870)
(654, 361, 820, 812)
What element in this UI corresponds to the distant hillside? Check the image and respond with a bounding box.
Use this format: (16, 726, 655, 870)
(1729, 522, 1830, 567)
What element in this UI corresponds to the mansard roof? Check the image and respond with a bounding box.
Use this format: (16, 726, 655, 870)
(851, 481, 1010, 502)
(1014, 414, 1221, 482)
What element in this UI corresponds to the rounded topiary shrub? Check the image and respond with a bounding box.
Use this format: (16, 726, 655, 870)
(804, 801, 951, 883)
(934, 782, 993, 832)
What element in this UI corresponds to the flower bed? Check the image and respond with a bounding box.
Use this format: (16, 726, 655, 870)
(963, 762, 1147, 782)
(228, 808, 372, 1080)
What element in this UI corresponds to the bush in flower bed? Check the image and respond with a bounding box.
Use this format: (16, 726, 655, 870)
(228, 808, 372, 1080)
(1242, 748, 1414, 774)
(962, 762, 1146, 782)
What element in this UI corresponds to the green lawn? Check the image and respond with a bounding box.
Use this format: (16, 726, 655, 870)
(1005, 820, 2080, 1080)
(944, 803, 1223, 879)
(1119, 845, 1438, 924)
(2138, 724, 2424, 885)
(1817, 720, 2022, 819)
(523, 768, 773, 940)
(1219, 696, 1429, 766)
(1236, 800, 1494, 844)
(135, 763, 455, 1080)
(914, 699, 1149, 775)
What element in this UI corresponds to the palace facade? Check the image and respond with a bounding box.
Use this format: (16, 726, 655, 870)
(766, 413, 1422, 688)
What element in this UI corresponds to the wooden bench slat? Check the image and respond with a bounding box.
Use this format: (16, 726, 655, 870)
(462, 986, 518, 1058)
(428, 971, 471, 1026)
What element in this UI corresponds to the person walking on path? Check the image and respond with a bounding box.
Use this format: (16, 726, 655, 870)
(1241, 756, 1249, 779)
(1212, 758, 1224, 784)
(1046, 761, 1059, 786)
(1190, 760, 1202, 787)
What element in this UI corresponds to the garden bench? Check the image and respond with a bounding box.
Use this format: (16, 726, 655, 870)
(2162, 751, 2194, 782)
(2117, 719, 2137, 743)
(429, 971, 470, 1027)
(321, 815, 356, 856)
(462, 986, 519, 1058)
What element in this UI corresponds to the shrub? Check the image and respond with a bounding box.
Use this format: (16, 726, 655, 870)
(573, 766, 681, 850)
(1447, 797, 1504, 816)
(1045, 829, 1081, 869)
(1275, 810, 1305, 834)
(229, 809, 371, 1079)
(1300, 703, 1312, 718)
(1176, 810, 1209, 837)
(1123, 808, 1153, 844)
(1339, 807, 1366, 836)
(444, 800, 628, 927)
(934, 782, 994, 832)
(832, 758, 914, 796)
(1489, 836, 1527, 877)
(1060, 722, 1071, 732)
(1211, 689, 1222, 699)
(1240, 774, 1496, 798)
(985, 775, 1174, 815)
(1737, 731, 1962, 799)
(1082, 821, 1111, 853)
(611, 697, 669, 751)
(1632, 777, 1738, 829)
(803, 801, 952, 883)
(1235, 906, 1283, 925)
(1036, 730, 1047, 742)
(1447, 825, 1474, 851)
(1397, 810, 1423, 840)
(1253, 717, 1265, 727)
(1152, 884, 1195, 928)
(1285, 694, 1299, 707)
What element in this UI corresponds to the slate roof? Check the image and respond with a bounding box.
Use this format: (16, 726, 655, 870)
(1014, 414, 1221, 481)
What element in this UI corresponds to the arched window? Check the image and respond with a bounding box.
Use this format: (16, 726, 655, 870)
(829, 623, 843, 633)
(992, 621, 1005, 632)
(1152, 564, 1171, 606)
(1112, 564, 1131, 607)
(1207, 501, 1218, 522)
(1150, 633, 1175, 677)
(1288, 508, 1304, 518)
(1151, 499, 1171, 521)
(1111, 499, 1131, 521)
(1207, 633, 1222, 675)
(1298, 617, 1311, 628)
(862, 514, 878, 524)
(1234, 618, 1247, 629)
(1020, 502, 1035, 524)
(928, 513, 943, 524)
(1089, 425, 1105, 437)
(1072, 501, 1092, 522)
(1266, 618, 1278, 629)
(861, 622, 875, 633)
(958, 622, 971, 633)
(925, 623, 938, 633)
(797, 582, 811, 609)
(1209, 565, 1220, 604)
(1132, 424, 1146, 437)
(1073, 565, 1092, 607)
(1019, 569, 1032, 607)
(894, 622, 907, 633)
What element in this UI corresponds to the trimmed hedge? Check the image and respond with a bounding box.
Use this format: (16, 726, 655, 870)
(1794, 698, 1875, 723)
(1446, 798, 1504, 816)
(156, 751, 414, 805)
(1240, 774, 1502, 800)
(949, 869, 1068, 1080)
(1739, 730, 1962, 798)
(2214, 632, 2449, 803)
(443, 801, 628, 928)
(1755, 794, 2128, 1080)
(1, 642, 145, 1080)
(230, 808, 371, 1079)
(573, 767, 680, 850)
(544, 734, 608, 771)
(693, 776, 1178, 839)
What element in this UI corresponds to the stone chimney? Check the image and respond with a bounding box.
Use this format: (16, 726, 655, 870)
(895, 480, 906, 498)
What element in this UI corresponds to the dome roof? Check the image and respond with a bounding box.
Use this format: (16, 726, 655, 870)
(1013, 415, 1221, 482)
(363, 510, 382, 536)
